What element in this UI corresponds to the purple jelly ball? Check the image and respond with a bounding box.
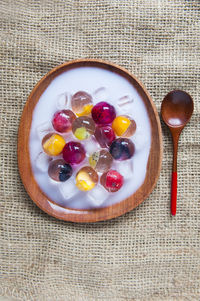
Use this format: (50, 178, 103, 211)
(109, 138, 135, 161)
(63, 141, 86, 165)
(94, 125, 116, 148)
(91, 101, 116, 125)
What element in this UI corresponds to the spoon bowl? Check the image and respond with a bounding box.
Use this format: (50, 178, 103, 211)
(161, 90, 193, 129)
(161, 90, 194, 215)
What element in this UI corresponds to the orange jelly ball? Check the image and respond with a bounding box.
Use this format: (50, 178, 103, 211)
(112, 115, 136, 137)
(42, 133, 65, 156)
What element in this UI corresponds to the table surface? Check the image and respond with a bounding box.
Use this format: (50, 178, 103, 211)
(0, 0, 199, 300)
(0, 296, 16, 301)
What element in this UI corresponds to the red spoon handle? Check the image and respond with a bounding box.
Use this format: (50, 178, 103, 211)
(171, 171, 177, 215)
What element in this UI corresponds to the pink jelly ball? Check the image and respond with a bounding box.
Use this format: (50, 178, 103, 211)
(63, 141, 86, 165)
(100, 170, 124, 192)
(94, 125, 116, 148)
(91, 102, 116, 125)
(52, 110, 76, 133)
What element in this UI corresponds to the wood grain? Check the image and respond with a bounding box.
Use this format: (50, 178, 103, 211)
(17, 59, 163, 222)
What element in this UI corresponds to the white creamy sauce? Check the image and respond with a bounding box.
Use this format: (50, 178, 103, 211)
(168, 117, 182, 126)
(29, 66, 151, 209)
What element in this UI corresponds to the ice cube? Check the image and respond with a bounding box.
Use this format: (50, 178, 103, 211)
(114, 160, 134, 179)
(35, 152, 52, 172)
(93, 87, 109, 102)
(117, 95, 134, 113)
(83, 138, 99, 156)
(56, 92, 70, 109)
(59, 179, 79, 200)
(36, 122, 53, 140)
(132, 130, 148, 151)
(87, 185, 109, 207)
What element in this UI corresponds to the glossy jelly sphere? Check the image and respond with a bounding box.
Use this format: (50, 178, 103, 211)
(76, 166, 98, 191)
(72, 116, 95, 140)
(100, 170, 124, 192)
(42, 133, 66, 156)
(71, 91, 93, 117)
(52, 109, 76, 133)
(109, 138, 135, 160)
(112, 115, 136, 137)
(94, 125, 116, 148)
(63, 141, 86, 165)
(91, 101, 116, 125)
(89, 149, 113, 173)
(48, 159, 72, 182)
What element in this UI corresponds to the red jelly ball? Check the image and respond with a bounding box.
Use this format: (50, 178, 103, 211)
(100, 170, 124, 192)
(94, 126, 116, 148)
(63, 141, 86, 165)
(52, 110, 76, 133)
(92, 102, 116, 125)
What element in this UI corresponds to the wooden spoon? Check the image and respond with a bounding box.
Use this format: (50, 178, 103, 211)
(161, 90, 194, 216)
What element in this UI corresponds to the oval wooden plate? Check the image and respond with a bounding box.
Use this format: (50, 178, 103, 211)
(18, 59, 162, 223)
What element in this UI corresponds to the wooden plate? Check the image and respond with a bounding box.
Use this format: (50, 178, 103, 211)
(18, 59, 162, 222)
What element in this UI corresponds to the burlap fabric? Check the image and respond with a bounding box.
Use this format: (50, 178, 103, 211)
(0, 1, 199, 300)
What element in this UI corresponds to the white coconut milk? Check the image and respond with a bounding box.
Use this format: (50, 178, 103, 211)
(29, 66, 151, 209)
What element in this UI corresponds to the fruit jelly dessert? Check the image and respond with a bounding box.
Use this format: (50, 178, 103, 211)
(109, 138, 135, 160)
(72, 116, 95, 140)
(48, 159, 72, 182)
(63, 141, 86, 165)
(52, 109, 76, 133)
(42, 133, 66, 156)
(112, 115, 136, 137)
(94, 125, 116, 148)
(89, 149, 113, 173)
(100, 170, 124, 192)
(76, 166, 98, 191)
(92, 101, 116, 125)
(71, 91, 93, 117)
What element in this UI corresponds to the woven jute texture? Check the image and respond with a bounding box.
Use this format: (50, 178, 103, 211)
(0, 1, 200, 300)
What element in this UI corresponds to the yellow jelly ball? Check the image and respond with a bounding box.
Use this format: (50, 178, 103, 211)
(42, 133, 65, 156)
(112, 116, 131, 136)
(76, 104, 93, 117)
(76, 171, 95, 191)
(76, 167, 98, 191)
